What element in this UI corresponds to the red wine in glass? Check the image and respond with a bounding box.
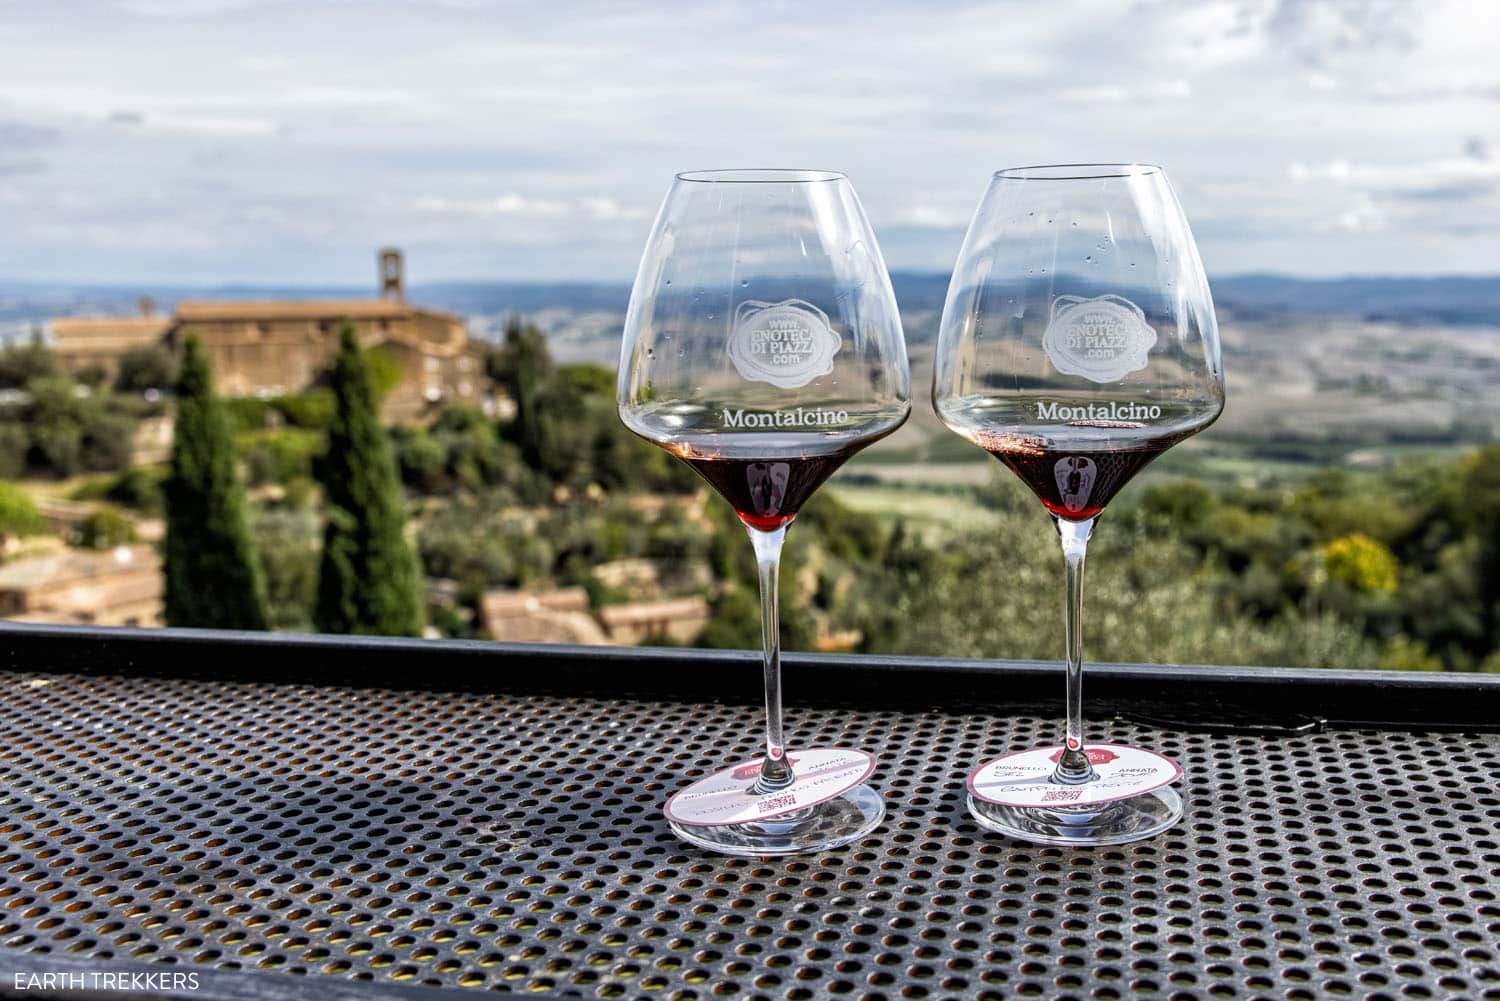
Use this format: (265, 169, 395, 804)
(979, 422, 1191, 521)
(674, 441, 860, 531)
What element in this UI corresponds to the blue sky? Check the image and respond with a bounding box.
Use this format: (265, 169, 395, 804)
(0, 0, 1497, 284)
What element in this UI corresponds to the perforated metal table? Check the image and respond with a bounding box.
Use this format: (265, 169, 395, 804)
(0, 625, 1497, 1001)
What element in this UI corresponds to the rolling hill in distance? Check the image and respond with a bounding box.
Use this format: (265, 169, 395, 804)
(3, 273, 1498, 488)
(5, 273, 1500, 332)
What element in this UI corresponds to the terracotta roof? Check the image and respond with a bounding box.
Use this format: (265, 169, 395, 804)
(174, 299, 458, 323)
(484, 610, 609, 645)
(0, 545, 158, 592)
(481, 586, 591, 618)
(477, 587, 608, 646)
(50, 316, 173, 352)
(48, 296, 475, 364)
(50, 316, 173, 334)
(598, 597, 710, 627)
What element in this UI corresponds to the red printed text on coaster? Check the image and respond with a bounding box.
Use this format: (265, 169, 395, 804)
(664, 747, 876, 828)
(967, 743, 1182, 809)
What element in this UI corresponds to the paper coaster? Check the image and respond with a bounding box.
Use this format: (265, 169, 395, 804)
(967, 743, 1182, 809)
(664, 747, 877, 828)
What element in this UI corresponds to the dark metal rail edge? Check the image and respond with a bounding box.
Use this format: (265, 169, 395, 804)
(2, 623, 1497, 731)
(0, 946, 524, 1001)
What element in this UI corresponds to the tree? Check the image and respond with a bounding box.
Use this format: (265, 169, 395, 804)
(489, 317, 552, 468)
(19, 374, 139, 478)
(114, 344, 177, 394)
(162, 336, 270, 630)
(313, 323, 424, 636)
(25, 376, 89, 476)
(1466, 442, 1500, 651)
(1322, 533, 1400, 595)
(0, 332, 56, 388)
(0, 425, 27, 480)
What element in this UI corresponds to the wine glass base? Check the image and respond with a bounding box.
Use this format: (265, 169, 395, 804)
(967, 785, 1182, 847)
(667, 783, 884, 856)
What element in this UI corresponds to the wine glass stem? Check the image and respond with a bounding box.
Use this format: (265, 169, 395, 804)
(1053, 516, 1097, 785)
(748, 524, 794, 793)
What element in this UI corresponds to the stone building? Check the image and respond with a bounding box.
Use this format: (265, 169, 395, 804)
(478, 586, 713, 647)
(479, 586, 609, 645)
(0, 545, 162, 627)
(48, 250, 488, 423)
(598, 597, 710, 646)
(46, 311, 173, 374)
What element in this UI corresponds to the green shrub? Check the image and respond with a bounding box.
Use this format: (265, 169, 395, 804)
(393, 427, 449, 494)
(695, 585, 763, 650)
(241, 428, 323, 486)
(251, 508, 320, 631)
(108, 466, 166, 515)
(365, 347, 402, 401)
(81, 411, 136, 472)
(114, 344, 177, 393)
(15, 375, 138, 478)
(223, 397, 275, 433)
(273, 390, 336, 430)
(1322, 533, 1399, 595)
(1376, 635, 1443, 672)
(0, 482, 42, 537)
(74, 365, 108, 388)
(76, 506, 136, 549)
(0, 335, 56, 388)
(0, 424, 29, 480)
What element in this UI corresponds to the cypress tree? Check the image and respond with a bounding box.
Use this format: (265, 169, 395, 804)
(163, 336, 270, 630)
(314, 323, 424, 636)
(491, 316, 552, 468)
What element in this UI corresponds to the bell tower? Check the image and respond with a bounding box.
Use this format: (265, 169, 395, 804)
(378, 247, 404, 302)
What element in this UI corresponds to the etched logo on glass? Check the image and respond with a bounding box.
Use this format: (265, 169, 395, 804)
(1042, 294, 1157, 383)
(727, 299, 840, 389)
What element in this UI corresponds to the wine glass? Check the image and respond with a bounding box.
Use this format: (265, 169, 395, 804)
(618, 169, 910, 856)
(933, 164, 1225, 846)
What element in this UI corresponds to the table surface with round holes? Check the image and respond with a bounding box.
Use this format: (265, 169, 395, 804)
(0, 666, 1497, 1001)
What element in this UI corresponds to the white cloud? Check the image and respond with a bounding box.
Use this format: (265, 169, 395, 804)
(117, 0, 274, 16)
(1333, 197, 1387, 233)
(414, 194, 568, 218)
(891, 204, 975, 230)
(1058, 80, 1192, 104)
(280, 87, 413, 109)
(578, 198, 650, 223)
(1290, 143, 1500, 237)
(413, 194, 647, 223)
(1368, 80, 1500, 103)
(1288, 146, 1500, 199)
(131, 112, 279, 136)
(0, 0, 1495, 281)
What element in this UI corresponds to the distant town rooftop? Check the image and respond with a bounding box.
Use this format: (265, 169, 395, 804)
(172, 299, 458, 322)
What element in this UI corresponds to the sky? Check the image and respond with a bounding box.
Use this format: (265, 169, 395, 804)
(0, 0, 1497, 285)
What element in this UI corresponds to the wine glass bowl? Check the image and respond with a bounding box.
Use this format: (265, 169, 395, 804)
(620, 169, 910, 460)
(619, 169, 910, 856)
(934, 164, 1225, 846)
(934, 164, 1224, 505)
